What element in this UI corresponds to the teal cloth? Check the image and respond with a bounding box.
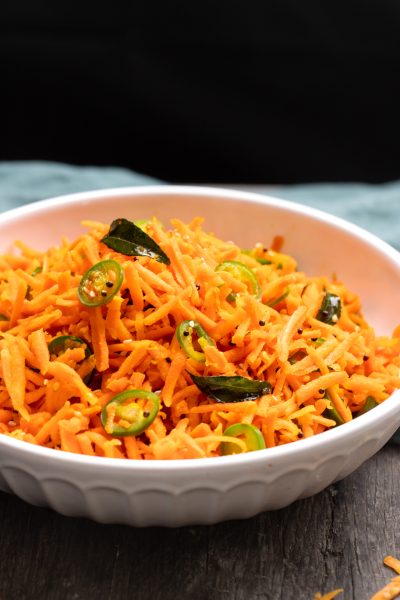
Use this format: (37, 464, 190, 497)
(0, 161, 159, 213)
(273, 182, 400, 251)
(1, 161, 399, 442)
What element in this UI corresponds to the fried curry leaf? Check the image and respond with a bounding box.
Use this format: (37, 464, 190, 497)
(101, 218, 170, 264)
(190, 374, 272, 403)
(316, 292, 341, 325)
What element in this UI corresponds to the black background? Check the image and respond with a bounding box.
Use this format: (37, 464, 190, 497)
(2, 1, 400, 183)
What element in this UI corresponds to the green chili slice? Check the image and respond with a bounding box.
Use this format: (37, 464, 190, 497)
(101, 218, 170, 264)
(190, 374, 272, 403)
(133, 219, 150, 231)
(221, 423, 266, 455)
(78, 259, 123, 307)
(241, 249, 272, 265)
(317, 292, 342, 325)
(216, 260, 261, 300)
(357, 395, 378, 416)
(101, 389, 160, 437)
(176, 320, 214, 362)
(0, 313, 9, 322)
(323, 394, 344, 426)
(268, 287, 290, 307)
(48, 335, 91, 359)
(48, 335, 94, 384)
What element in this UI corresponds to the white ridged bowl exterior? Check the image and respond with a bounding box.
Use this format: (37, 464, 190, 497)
(0, 186, 399, 526)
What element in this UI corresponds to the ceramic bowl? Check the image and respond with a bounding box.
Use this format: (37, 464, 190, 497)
(0, 186, 399, 527)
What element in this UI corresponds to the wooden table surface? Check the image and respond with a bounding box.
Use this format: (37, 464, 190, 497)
(0, 443, 398, 600)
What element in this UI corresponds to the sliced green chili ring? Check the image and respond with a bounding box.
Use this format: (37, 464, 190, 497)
(324, 405, 344, 426)
(221, 423, 266, 455)
(176, 320, 214, 362)
(0, 313, 9, 322)
(241, 249, 272, 265)
(256, 257, 273, 265)
(48, 335, 94, 384)
(357, 395, 378, 416)
(323, 394, 344, 426)
(268, 287, 290, 307)
(134, 219, 150, 231)
(31, 266, 42, 276)
(78, 259, 123, 307)
(216, 260, 261, 300)
(288, 350, 306, 365)
(317, 292, 342, 325)
(101, 389, 160, 437)
(48, 335, 92, 360)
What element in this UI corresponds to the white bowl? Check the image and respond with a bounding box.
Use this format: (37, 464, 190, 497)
(0, 185, 399, 527)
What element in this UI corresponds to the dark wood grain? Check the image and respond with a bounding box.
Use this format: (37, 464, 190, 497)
(0, 445, 398, 600)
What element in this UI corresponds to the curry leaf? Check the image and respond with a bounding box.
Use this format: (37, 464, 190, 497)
(190, 374, 272, 403)
(101, 218, 170, 264)
(316, 292, 341, 325)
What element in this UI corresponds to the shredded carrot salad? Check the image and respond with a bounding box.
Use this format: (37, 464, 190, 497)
(0, 216, 399, 460)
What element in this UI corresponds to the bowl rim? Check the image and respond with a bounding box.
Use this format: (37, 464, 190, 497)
(0, 184, 399, 472)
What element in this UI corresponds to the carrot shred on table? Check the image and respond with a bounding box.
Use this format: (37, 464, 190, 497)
(0, 215, 398, 459)
(371, 576, 400, 600)
(384, 556, 400, 575)
(313, 589, 343, 600)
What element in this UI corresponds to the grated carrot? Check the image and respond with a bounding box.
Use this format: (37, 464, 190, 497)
(89, 306, 109, 372)
(0, 215, 397, 460)
(385, 557, 400, 575)
(313, 589, 343, 600)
